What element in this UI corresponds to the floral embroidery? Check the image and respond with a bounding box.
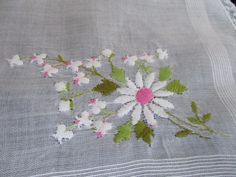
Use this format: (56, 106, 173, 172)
(7, 48, 223, 146)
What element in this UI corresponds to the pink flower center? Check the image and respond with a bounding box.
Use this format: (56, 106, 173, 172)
(88, 98, 97, 105)
(96, 131, 104, 138)
(136, 88, 154, 105)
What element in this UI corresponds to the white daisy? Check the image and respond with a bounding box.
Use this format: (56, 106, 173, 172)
(66, 60, 82, 72)
(6, 55, 23, 67)
(93, 120, 112, 138)
(88, 98, 106, 114)
(55, 81, 67, 92)
(52, 124, 74, 144)
(73, 72, 89, 86)
(101, 49, 113, 58)
(59, 100, 71, 112)
(41, 64, 58, 78)
(139, 53, 155, 63)
(74, 111, 92, 129)
(31, 53, 47, 65)
(122, 55, 138, 66)
(84, 56, 101, 68)
(114, 72, 174, 125)
(156, 48, 168, 60)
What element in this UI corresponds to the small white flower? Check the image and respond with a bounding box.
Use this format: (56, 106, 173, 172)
(101, 49, 113, 58)
(114, 72, 174, 126)
(31, 53, 47, 65)
(59, 100, 71, 112)
(52, 124, 73, 144)
(139, 53, 155, 63)
(156, 48, 168, 60)
(74, 111, 92, 129)
(66, 60, 82, 72)
(41, 64, 58, 78)
(93, 120, 112, 138)
(73, 72, 90, 86)
(122, 55, 138, 66)
(55, 81, 67, 92)
(88, 98, 107, 114)
(84, 56, 101, 68)
(6, 55, 23, 67)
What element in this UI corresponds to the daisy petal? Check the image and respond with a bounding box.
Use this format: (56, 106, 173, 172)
(145, 72, 156, 88)
(143, 106, 157, 126)
(151, 81, 167, 92)
(135, 72, 143, 88)
(153, 98, 174, 109)
(155, 90, 174, 97)
(114, 95, 135, 104)
(126, 77, 138, 90)
(117, 87, 137, 95)
(149, 103, 169, 118)
(131, 104, 142, 125)
(117, 101, 136, 117)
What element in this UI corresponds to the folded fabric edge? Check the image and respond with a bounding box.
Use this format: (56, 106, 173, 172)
(220, 0, 236, 29)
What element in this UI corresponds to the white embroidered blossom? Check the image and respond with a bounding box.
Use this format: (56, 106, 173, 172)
(31, 53, 47, 65)
(52, 124, 74, 144)
(139, 53, 155, 63)
(41, 64, 58, 78)
(84, 56, 101, 68)
(55, 81, 67, 92)
(122, 55, 138, 66)
(93, 120, 112, 138)
(6, 55, 23, 67)
(59, 100, 71, 112)
(114, 72, 174, 126)
(88, 98, 107, 114)
(74, 111, 92, 129)
(66, 60, 82, 72)
(73, 72, 89, 86)
(101, 49, 113, 58)
(156, 48, 168, 60)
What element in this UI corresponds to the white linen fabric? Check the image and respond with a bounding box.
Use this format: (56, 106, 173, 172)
(0, 0, 236, 176)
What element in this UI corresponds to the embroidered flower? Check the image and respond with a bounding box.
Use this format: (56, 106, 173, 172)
(101, 49, 113, 58)
(59, 100, 71, 112)
(31, 53, 47, 65)
(73, 72, 89, 86)
(52, 124, 74, 144)
(84, 56, 101, 68)
(114, 72, 174, 125)
(66, 60, 82, 72)
(93, 120, 112, 138)
(156, 48, 168, 60)
(139, 53, 155, 63)
(41, 64, 58, 78)
(74, 111, 92, 129)
(122, 55, 138, 66)
(55, 81, 67, 92)
(6, 55, 23, 67)
(88, 98, 107, 114)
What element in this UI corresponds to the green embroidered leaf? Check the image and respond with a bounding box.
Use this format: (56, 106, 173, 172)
(159, 66, 173, 81)
(202, 113, 212, 123)
(57, 55, 65, 62)
(69, 99, 74, 110)
(136, 61, 153, 74)
(111, 65, 127, 83)
(109, 53, 116, 62)
(175, 129, 192, 138)
(187, 117, 202, 124)
(166, 80, 187, 94)
(92, 79, 120, 96)
(114, 121, 133, 144)
(134, 121, 154, 146)
(66, 82, 71, 92)
(191, 101, 198, 114)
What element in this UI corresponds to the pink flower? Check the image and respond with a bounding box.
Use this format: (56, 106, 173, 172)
(31, 53, 47, 65)
(73, 72, 89, 86)
(84, 56, 101, 68)
(41, 64, 58, 78)
(66, 60, 82, 72)
(88, 98, 106, 114)
(93, 120, 112, 138)
(96, 132, 104, 138)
